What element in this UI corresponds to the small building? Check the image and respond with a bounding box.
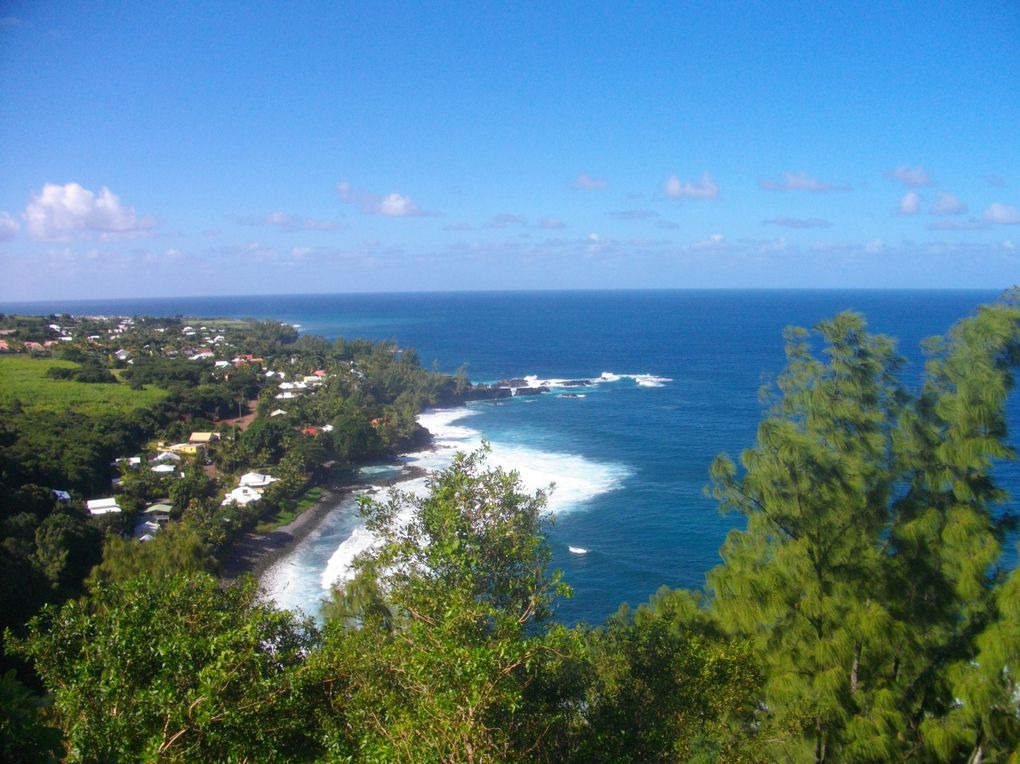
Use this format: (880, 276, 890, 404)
(238, 472, 277, 489)
(221, 486, 263, 506)
(143, 503, 173, 523)
(86, 497, 122, 516)
(188, 432, 220, 445)
(167, 442, 203, 456)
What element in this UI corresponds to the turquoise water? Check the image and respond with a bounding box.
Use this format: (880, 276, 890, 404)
(7, 289, 1016, 624)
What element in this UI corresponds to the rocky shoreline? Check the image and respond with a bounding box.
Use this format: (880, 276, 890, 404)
(219, 464, 431, 586)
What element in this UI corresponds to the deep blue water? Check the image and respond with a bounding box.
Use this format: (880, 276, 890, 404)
(5, 289, 1017, 624)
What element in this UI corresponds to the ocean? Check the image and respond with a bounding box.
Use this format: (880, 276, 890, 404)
(5, 289, 1017, 625)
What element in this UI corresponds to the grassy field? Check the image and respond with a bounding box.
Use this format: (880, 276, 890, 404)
(256, 486, 324, 532)
(0, 356, 167, 415)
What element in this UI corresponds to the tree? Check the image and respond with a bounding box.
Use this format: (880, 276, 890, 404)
(574, 587, 762, 763)
(13, 574, 323, 762)
(314, 449, 580, 762)
(706, 305, 1020, 762)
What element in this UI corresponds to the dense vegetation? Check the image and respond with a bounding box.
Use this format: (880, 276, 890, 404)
(2, 297, 1019, 762)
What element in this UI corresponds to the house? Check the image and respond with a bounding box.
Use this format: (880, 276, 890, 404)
(238, 472, 277, 489)
(221, 486, 263, 506)
(24, 341, 45, 352)
(143, 503, 173, 523)
(114, 456, 143, 469)
(52, 489, 72, 502)
(188, 432, 220, 445)
(321, 424, 335, 432)
(189, 350, 214, 361)
(152, 451, 182, 464)
(270, 409, 288, 417)
(167, 442, 203, 456)
(151, 463, 176, 475)
(302, 426, 320, 437)
(133, 519, 161, 541)
(86, 497, 122, 516)
(114, 349, 131, 361)
(0, 340, 10, 352)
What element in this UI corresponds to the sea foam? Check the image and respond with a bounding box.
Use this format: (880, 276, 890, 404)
(264, 371, 669, 615)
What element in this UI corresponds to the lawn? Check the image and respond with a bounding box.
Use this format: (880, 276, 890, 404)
(256, 486, 324, 532)
(0, 356, 167, 415)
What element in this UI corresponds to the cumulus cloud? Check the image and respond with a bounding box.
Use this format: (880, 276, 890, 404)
(760, 171, 849, 193)
(899, 191, 922, 215)
(336, 181, 432, 217)
(764, 216, 833, 229)
(24, 182, 154, 241)
(930, 192, 967, 216)
(887, 165, 933, 187)
(983, 202, 1020, 225)
(0, 211, 20, 240)
(664, 172, 718, 199)
(607, 209, 659, 220)
(573, 173, 607, 190)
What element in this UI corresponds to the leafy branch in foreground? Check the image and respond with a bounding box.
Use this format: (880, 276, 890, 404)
(315, 449, 580, 762)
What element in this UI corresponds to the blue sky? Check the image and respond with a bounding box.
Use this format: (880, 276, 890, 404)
(1, 1, 1018, 300)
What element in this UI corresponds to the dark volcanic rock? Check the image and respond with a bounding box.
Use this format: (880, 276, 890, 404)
(514, 386, 549, 396)
(462, 384, 512, 401)
(560, 379, 592, 387)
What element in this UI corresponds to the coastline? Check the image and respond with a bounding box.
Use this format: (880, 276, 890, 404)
(218, 462, 433, 586)
(218, 485, 350, 584)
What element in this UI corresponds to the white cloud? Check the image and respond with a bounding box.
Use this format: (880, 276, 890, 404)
(233, 211, 337, 232)
(983, 202, 1020, 225)
(899, 191, 922, 215)
(24, 182, 154, 241)
(888, 165, 933, 187)
(573, 173, 607, 190)
(607, 210, 659, 220)
(664, 172, 718, 199)
(485, 213, 528, 229)
(336, 181, 430, 217)
(690, 233, 727, 251)
(928, 220, 985, 231)
(764, 216, 832, 229)
(760, 171, 848, 192)
(263, 211, 337, 231)
(0, 211, 19, 240)
(377, 193, 422, 217)
(930, 192, 966, 216)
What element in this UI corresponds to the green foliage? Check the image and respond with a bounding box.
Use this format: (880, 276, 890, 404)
(87, 523, 215, 587)
(707, 305, 1020, 762)
(576, 587, 763, 763)
(316, 449, 580, 761)
(0, 356, 165, 415)
(0, 669, 63, 764)
(12, 574, 323, 763)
